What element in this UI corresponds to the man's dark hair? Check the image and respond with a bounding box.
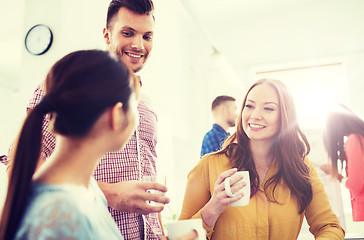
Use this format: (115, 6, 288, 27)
(211, 95, 236, 111)
(106, 0, 154, 28)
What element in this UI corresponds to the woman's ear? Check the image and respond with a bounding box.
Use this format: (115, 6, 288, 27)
(109, 102, 125, 131)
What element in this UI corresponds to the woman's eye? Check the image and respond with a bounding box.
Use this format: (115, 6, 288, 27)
(265, 107, 274, 111)
(143, 35, 153, 41)
(245, 104, 253, 109)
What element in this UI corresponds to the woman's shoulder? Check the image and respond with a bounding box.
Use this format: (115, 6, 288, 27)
(344, 133, 364, 152)
(16, 185, 91, 239)
(302, 157, 316, 173)
(25, 184, 86, 221)
(346, 133, 363, 144)
(200, 152, 229, 166)
(194, 152, 231, 177)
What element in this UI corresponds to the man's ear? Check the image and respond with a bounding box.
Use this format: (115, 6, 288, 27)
(109, 102, 124, 131)
(103, 28, 111, 45)
(219, 104, 227, 115)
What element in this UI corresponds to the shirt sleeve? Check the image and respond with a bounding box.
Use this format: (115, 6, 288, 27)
(26, 83, 45, 112)
(179, 156, 215, 238)
(345, 134, 364, 194)
(304, 159, 345, 239)
(26, 82, 56, 159)
(7, 83, 52, 163)
(200, 132, 219, 158)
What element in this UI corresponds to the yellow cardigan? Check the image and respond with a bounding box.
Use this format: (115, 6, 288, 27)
(179, 153, 344, 240)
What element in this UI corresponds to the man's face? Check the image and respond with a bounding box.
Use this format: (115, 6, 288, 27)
(224, 100, 238, 127)
(103, 7, 154, 72)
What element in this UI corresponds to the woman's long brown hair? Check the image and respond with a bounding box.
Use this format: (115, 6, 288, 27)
(219, 79, 312, 213)
(323, 104, 364, 177)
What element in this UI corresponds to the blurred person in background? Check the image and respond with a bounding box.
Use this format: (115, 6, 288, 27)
(201, 95, 237, 158)
(321, 104, 364, 221)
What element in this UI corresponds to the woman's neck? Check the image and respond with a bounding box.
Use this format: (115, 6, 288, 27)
(250, 140, 273, 163)
(250, 139, 274, 183)
(33, 136, 105, 188)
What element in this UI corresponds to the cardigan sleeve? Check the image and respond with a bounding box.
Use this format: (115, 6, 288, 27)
(179, 156, 215, 238)
(345, 134, 364, 194)
(304, 159, 345, 239)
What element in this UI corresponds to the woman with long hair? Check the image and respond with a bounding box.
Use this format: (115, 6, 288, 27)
(179, 79, 344, 239)
(321, 104, 364, 221)
(0, 161, 7, 214)
(0, 50, 138, 239)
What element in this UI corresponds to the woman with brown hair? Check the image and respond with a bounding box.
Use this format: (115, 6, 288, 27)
(0, 50, 138, 239)
(321, 104, 364, 221)
(179, 79, 344, 239)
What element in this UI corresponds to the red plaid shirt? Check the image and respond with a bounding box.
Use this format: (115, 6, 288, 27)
(26, 82, 162, 240)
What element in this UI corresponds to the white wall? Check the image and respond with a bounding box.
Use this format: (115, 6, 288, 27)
(142, 0, 241, 215)
(0, 0, 238, 218)
(0, 0, 108, 154)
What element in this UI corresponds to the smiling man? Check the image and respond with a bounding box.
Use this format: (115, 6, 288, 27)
(103, 6, 154, 72)
(94, 1, 170, 239)
(10, 1, 170, 239)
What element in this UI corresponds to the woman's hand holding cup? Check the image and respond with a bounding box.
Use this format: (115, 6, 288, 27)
(224, 170, 250, 207)
(201, 168, 246, 227)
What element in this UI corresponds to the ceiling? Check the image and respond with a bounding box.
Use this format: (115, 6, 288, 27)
(181, 0, 364, 80)
(2, 0, 364, 85)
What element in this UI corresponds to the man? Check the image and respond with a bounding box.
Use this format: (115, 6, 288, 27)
(200, 95, 237, 157)
(15, 1, 169, 239)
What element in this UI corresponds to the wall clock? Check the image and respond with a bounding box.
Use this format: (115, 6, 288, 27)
(25, 24, 53, 55)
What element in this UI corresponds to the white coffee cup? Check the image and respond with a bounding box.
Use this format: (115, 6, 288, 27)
(143, 175, 167, 207)
(166, 219, 206, 240)
(224, 170, 250, 207)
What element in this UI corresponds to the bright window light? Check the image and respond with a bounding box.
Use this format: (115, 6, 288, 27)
(253, 61, 348, 130)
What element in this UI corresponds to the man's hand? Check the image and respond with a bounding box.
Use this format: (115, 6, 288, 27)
(98, 180, 170, 215)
